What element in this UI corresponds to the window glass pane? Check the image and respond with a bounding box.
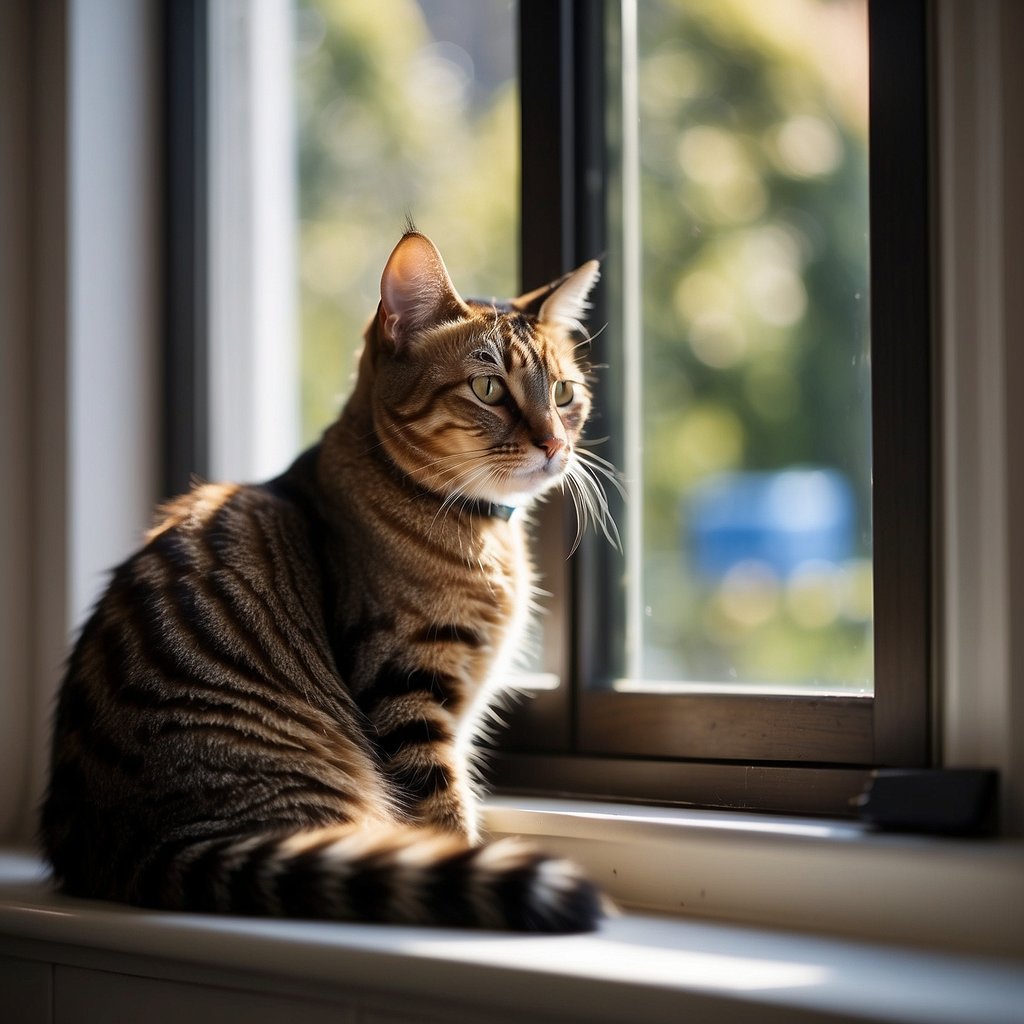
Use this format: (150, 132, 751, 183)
(608, 0, 871, 693)
(294, 0, 519, 445)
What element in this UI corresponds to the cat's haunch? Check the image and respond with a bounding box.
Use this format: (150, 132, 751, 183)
(41, 231, 610, 932)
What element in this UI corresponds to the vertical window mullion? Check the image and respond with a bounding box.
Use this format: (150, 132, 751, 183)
(517, 0, 578, 752)
(163, 0, 210, 497)
(868, 0, 932, 766)
(569, 2, 620, 724)
(520, 1, 576, 286)
(517, 0, 609, 755)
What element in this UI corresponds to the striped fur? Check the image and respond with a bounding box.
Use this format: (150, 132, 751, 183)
(40, 232, 609, 932)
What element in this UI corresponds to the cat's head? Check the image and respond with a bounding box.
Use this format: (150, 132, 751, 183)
(361, 231, 612, 531)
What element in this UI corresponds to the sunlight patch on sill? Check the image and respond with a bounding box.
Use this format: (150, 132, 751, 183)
(545, 804, 844, 840)
(397, 933, 832, 993)
(485, 796, 864, 842)
(612, 678, 872, 697)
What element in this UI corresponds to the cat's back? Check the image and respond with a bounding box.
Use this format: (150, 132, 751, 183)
(92, 475, 330, 683)
(41, 472, 385, 900)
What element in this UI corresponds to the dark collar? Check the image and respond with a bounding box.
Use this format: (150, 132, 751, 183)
(466, 499, 516, 521)
(373, 444, 517, 522)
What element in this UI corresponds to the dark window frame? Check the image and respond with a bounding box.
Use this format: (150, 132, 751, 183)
(163, 0, 933, 818)
(163, 0, 210, 499)
(493, 0, 932, 816)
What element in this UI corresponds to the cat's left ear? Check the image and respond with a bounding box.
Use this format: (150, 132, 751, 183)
(510, 260, 601, 334)
(379, 232, 468, 348)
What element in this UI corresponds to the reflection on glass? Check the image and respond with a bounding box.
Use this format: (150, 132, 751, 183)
(612, 0, 872, 692)
(293, 0, 518, 444)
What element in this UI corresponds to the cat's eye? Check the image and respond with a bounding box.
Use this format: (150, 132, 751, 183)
(471, 375, 507, 405)
(553, 380, 575, 407)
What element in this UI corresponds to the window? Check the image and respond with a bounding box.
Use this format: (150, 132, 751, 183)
(169, 0, 932, 818)
(492, 0, 931, 815)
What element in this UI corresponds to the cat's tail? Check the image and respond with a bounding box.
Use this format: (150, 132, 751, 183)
(129, 824, 603, 933)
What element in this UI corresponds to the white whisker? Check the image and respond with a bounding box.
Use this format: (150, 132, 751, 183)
(575, 447, 628, 501)
(562, 451, 622, 552)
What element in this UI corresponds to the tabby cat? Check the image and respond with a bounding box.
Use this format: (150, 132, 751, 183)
(41, 231, 611, 932)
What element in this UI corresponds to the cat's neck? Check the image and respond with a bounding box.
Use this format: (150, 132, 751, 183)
(300, 410, 515, 543)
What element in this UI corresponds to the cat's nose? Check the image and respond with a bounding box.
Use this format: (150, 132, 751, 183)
(534, 436, 566, 460)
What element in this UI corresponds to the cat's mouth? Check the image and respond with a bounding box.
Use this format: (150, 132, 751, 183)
(489, 448, 571, 502)
(411, 446, 572, 509)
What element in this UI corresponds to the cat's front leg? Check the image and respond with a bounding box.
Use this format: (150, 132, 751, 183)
(357, 663, 480, 841)
(398, 748, 479, 843)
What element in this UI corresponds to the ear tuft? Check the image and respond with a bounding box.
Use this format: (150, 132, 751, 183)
(379, 232, 466, 347)
(537, 260, 601, 333)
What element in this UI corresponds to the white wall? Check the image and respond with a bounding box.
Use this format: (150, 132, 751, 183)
(69, 0, 162, 625)
(0, 0, 161, 844)
(936, 0, 1024, 834)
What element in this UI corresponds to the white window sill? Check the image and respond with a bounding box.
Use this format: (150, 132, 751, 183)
(2, 802, 1023, 1024)
(484, 796, 1024, 958)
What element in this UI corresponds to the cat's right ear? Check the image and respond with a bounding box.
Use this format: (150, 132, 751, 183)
(378, 232, 467, 348)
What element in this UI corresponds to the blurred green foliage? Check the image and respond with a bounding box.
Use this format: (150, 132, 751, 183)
(618, 0, 872, 688)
